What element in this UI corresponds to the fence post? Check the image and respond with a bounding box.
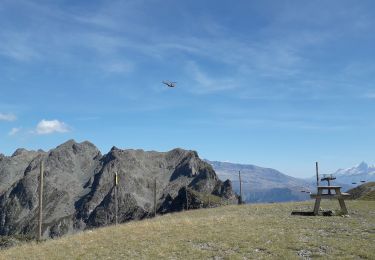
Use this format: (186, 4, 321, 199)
(154, 178, 157, 217)
(316, 162, 319, 190)
(239, 170, 243, 204)
(114, 172, 118, 225)
(38, 160, 44, 241)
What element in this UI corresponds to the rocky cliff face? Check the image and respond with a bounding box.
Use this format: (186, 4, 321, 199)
(0, 140, 236, 238)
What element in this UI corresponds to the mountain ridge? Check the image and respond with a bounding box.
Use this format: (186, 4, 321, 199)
(205, 160, 313, 203)
(0, 140, 236, 238)
(317, 161, 375, 188)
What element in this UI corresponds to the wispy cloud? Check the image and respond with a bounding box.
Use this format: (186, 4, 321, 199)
(185, 61, 237, 94)
(183, 116, 355, 132)
(8, 127, 21, 136)
(0, 32, 40, 62)
(35, 119, 70, 135)
(363, 93, 375, 99)
(0, 113, 17, 121)
(0, 0, 374, 100)
(101, 60, 134, 74)
(75, 116, 100, 121)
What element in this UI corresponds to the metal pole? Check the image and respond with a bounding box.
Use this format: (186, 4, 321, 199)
(239, 170, 242, 204)
(315, 162, 319, 190)
(153, 178, 157, 217)
(114, 172, 118, 225)
(38, 160, 43, 241)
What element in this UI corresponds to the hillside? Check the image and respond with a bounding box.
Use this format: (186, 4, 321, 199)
(206, 160, 314, 203)
(347, 182, 375, 200)
(0, 200, 374, 259)
(0, 140, 236, 238)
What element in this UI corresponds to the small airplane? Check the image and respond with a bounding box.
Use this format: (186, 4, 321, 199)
(162, 81, 176, 88)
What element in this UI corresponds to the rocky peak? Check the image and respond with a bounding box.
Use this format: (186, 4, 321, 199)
(50, 140, 101, 159)
(55, 139, 98, 152)
(357, 162, 369, 172)
(11, 148, 30, 157)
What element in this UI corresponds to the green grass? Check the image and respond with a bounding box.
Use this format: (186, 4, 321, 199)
(347, 182, 375, 200)
(1, 200, 374, 259)
(361, 190, 375, 200)
(188, 188, 225, 207)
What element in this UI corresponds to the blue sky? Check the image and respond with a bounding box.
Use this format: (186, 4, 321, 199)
(1, 0, 374, 178)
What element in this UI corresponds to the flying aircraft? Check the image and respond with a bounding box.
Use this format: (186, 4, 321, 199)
(162, 81, 176, 88)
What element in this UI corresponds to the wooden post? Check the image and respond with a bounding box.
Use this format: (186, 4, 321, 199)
(153, 178, 157, 217)
(313, 187, 322, 215)
(114, 172, 118, 225)
(315, 162, 319, 189)
(239, 170, 242, 204)
(38, 160, 44, 241)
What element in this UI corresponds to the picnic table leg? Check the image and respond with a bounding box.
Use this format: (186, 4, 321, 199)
(313, 189, 322, 215)
(313, 198, 321, 215)
(335, 188, 348, 214)
(338, 199, 348, 214)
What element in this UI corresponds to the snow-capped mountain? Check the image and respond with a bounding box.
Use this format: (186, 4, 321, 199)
(332, 162, 375, 187)
(334, 162, 375, 176)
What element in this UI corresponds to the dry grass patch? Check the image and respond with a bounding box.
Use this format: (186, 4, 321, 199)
(1, 200, 374, 259)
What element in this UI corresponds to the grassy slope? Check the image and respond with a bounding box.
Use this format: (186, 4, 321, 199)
(1, 200, 374, 259)
(347, 182, 375, 200)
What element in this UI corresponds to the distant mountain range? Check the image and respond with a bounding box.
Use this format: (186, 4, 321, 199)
(206, 159, 375, 203)
(329, 162, 375, 187)
(205, 160, 314, 203)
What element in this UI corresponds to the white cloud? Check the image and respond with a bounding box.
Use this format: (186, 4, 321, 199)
(0, 113, 17, 121)
(8, 127, 20, 136)
(35, 119, 70, 135)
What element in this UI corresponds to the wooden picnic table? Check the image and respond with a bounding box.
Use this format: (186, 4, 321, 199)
(310, 186, 350, 215)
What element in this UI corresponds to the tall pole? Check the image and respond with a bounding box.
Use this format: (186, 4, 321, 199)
(185, 185, 189, 210)
(239, 170, 242, 204)
(38, 160, 44, 241)
(153, 178, 157, 217)
(315, 162, 319, 190)
(114, 172, 118, 225)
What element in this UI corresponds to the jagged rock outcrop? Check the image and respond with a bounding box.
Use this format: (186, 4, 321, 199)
(0, 140, 236, 238)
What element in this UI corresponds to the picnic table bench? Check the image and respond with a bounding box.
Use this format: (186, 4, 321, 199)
(310, 186, 350, 215)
